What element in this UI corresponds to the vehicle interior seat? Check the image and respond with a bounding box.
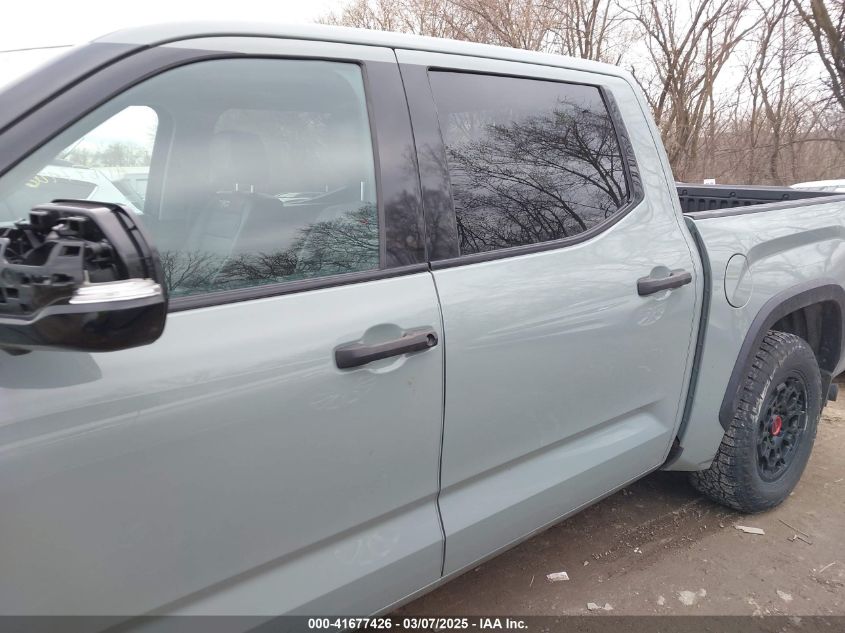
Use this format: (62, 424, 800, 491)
(183, 131, 286, 286)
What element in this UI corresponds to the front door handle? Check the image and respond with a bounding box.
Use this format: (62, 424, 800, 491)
(637, 268, 692, 296)
(335, 327, 439, 369)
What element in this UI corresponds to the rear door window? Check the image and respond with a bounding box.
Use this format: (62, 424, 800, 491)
(428, 72, 630, 256)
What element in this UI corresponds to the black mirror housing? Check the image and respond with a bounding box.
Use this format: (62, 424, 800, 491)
(0, 200, 167, 353)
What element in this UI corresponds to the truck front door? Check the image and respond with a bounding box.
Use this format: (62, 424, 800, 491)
(0, 40, 444, 615)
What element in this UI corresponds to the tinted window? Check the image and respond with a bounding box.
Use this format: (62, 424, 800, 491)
(428, 72, 629, 255)
(0, 59, 378, 298)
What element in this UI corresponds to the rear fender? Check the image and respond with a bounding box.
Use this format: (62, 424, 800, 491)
(718, 281, 845, 429)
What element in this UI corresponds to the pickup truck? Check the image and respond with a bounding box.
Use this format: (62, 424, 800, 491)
(1, 23, 844, 620)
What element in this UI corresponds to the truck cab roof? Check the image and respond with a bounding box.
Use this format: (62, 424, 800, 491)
(93, 21, 629, 79)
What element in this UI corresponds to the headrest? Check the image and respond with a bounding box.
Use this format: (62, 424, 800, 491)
(209, 131, 269, 193)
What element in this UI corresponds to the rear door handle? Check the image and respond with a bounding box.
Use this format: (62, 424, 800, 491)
(335, 327, 439, 369)
(637, 268, 692, 296)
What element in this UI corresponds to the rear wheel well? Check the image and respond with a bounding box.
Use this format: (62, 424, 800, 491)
(771, 300, 842, 383)
(719, 284, 845, 430)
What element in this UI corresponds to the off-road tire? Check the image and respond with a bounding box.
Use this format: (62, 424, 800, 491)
(690, 331, 822, 513)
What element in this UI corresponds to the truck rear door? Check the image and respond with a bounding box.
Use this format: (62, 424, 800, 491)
(398, 50, 701, 573)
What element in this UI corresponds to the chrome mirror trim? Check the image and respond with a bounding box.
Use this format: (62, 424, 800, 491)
(69, 279, 163, 305)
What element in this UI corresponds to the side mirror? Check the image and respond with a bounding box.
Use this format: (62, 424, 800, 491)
(0, 199, 167, 353)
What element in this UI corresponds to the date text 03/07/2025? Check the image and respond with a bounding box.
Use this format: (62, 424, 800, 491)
(307, 617, 529, 630)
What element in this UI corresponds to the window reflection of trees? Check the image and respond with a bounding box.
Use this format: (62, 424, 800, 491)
(160, 204, 378, 296)
(444, 101, 629, 255)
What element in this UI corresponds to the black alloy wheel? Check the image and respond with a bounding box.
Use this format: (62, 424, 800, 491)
(757, 373, 808, 481)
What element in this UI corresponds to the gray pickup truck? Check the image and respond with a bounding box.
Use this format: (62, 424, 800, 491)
(1, 23, 844, 619)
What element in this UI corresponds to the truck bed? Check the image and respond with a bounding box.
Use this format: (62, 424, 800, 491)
(672, 191, 845, 470)
(677, 184, 838, 214)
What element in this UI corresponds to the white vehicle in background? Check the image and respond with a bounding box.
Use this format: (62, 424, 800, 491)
(37, 164, 144, 214)
(98, 166, 150, 208)
(792, 179, 845, 192)
(0, 162, 143, 226)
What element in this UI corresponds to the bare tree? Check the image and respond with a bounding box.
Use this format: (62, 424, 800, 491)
(544, 0, 632, 63)
(445, 0, 558, 50)
(64, 141, 151, 168)
(752, 0, 804, 183)
(625, 0, 759, 179)
(320, 0, 482, 40)
(321, 0, 628, 60)
(162, 206, 381, 296)
(696, 0, 844, 185)
(444, 102, 627, 252)
(794, 0, 845, 111)
(321, 0, 844, 184)
(159, 250, 221, 294)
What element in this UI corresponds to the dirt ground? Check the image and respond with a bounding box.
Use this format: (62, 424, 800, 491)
(399, 381, 845, 617)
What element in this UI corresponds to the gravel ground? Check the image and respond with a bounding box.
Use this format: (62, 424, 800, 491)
(399, 380, 845, 616)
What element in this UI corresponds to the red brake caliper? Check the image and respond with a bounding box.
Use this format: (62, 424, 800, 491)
(771, 415, 783, 436)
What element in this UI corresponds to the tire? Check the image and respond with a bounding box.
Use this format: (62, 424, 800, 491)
(690, 331, 822, 513)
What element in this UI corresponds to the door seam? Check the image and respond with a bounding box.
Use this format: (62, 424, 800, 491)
(428, 266, 448, 577)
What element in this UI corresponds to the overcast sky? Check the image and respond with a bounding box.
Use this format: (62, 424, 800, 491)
(0, 0, 347, 84)
(0, 0, 821, 112)
(1, 0, 346, 50)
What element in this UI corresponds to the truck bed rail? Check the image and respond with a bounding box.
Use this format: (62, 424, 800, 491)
(677, 184, 838, 214)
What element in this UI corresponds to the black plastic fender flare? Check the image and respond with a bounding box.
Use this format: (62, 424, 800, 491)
(718, 279, 845, 430)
